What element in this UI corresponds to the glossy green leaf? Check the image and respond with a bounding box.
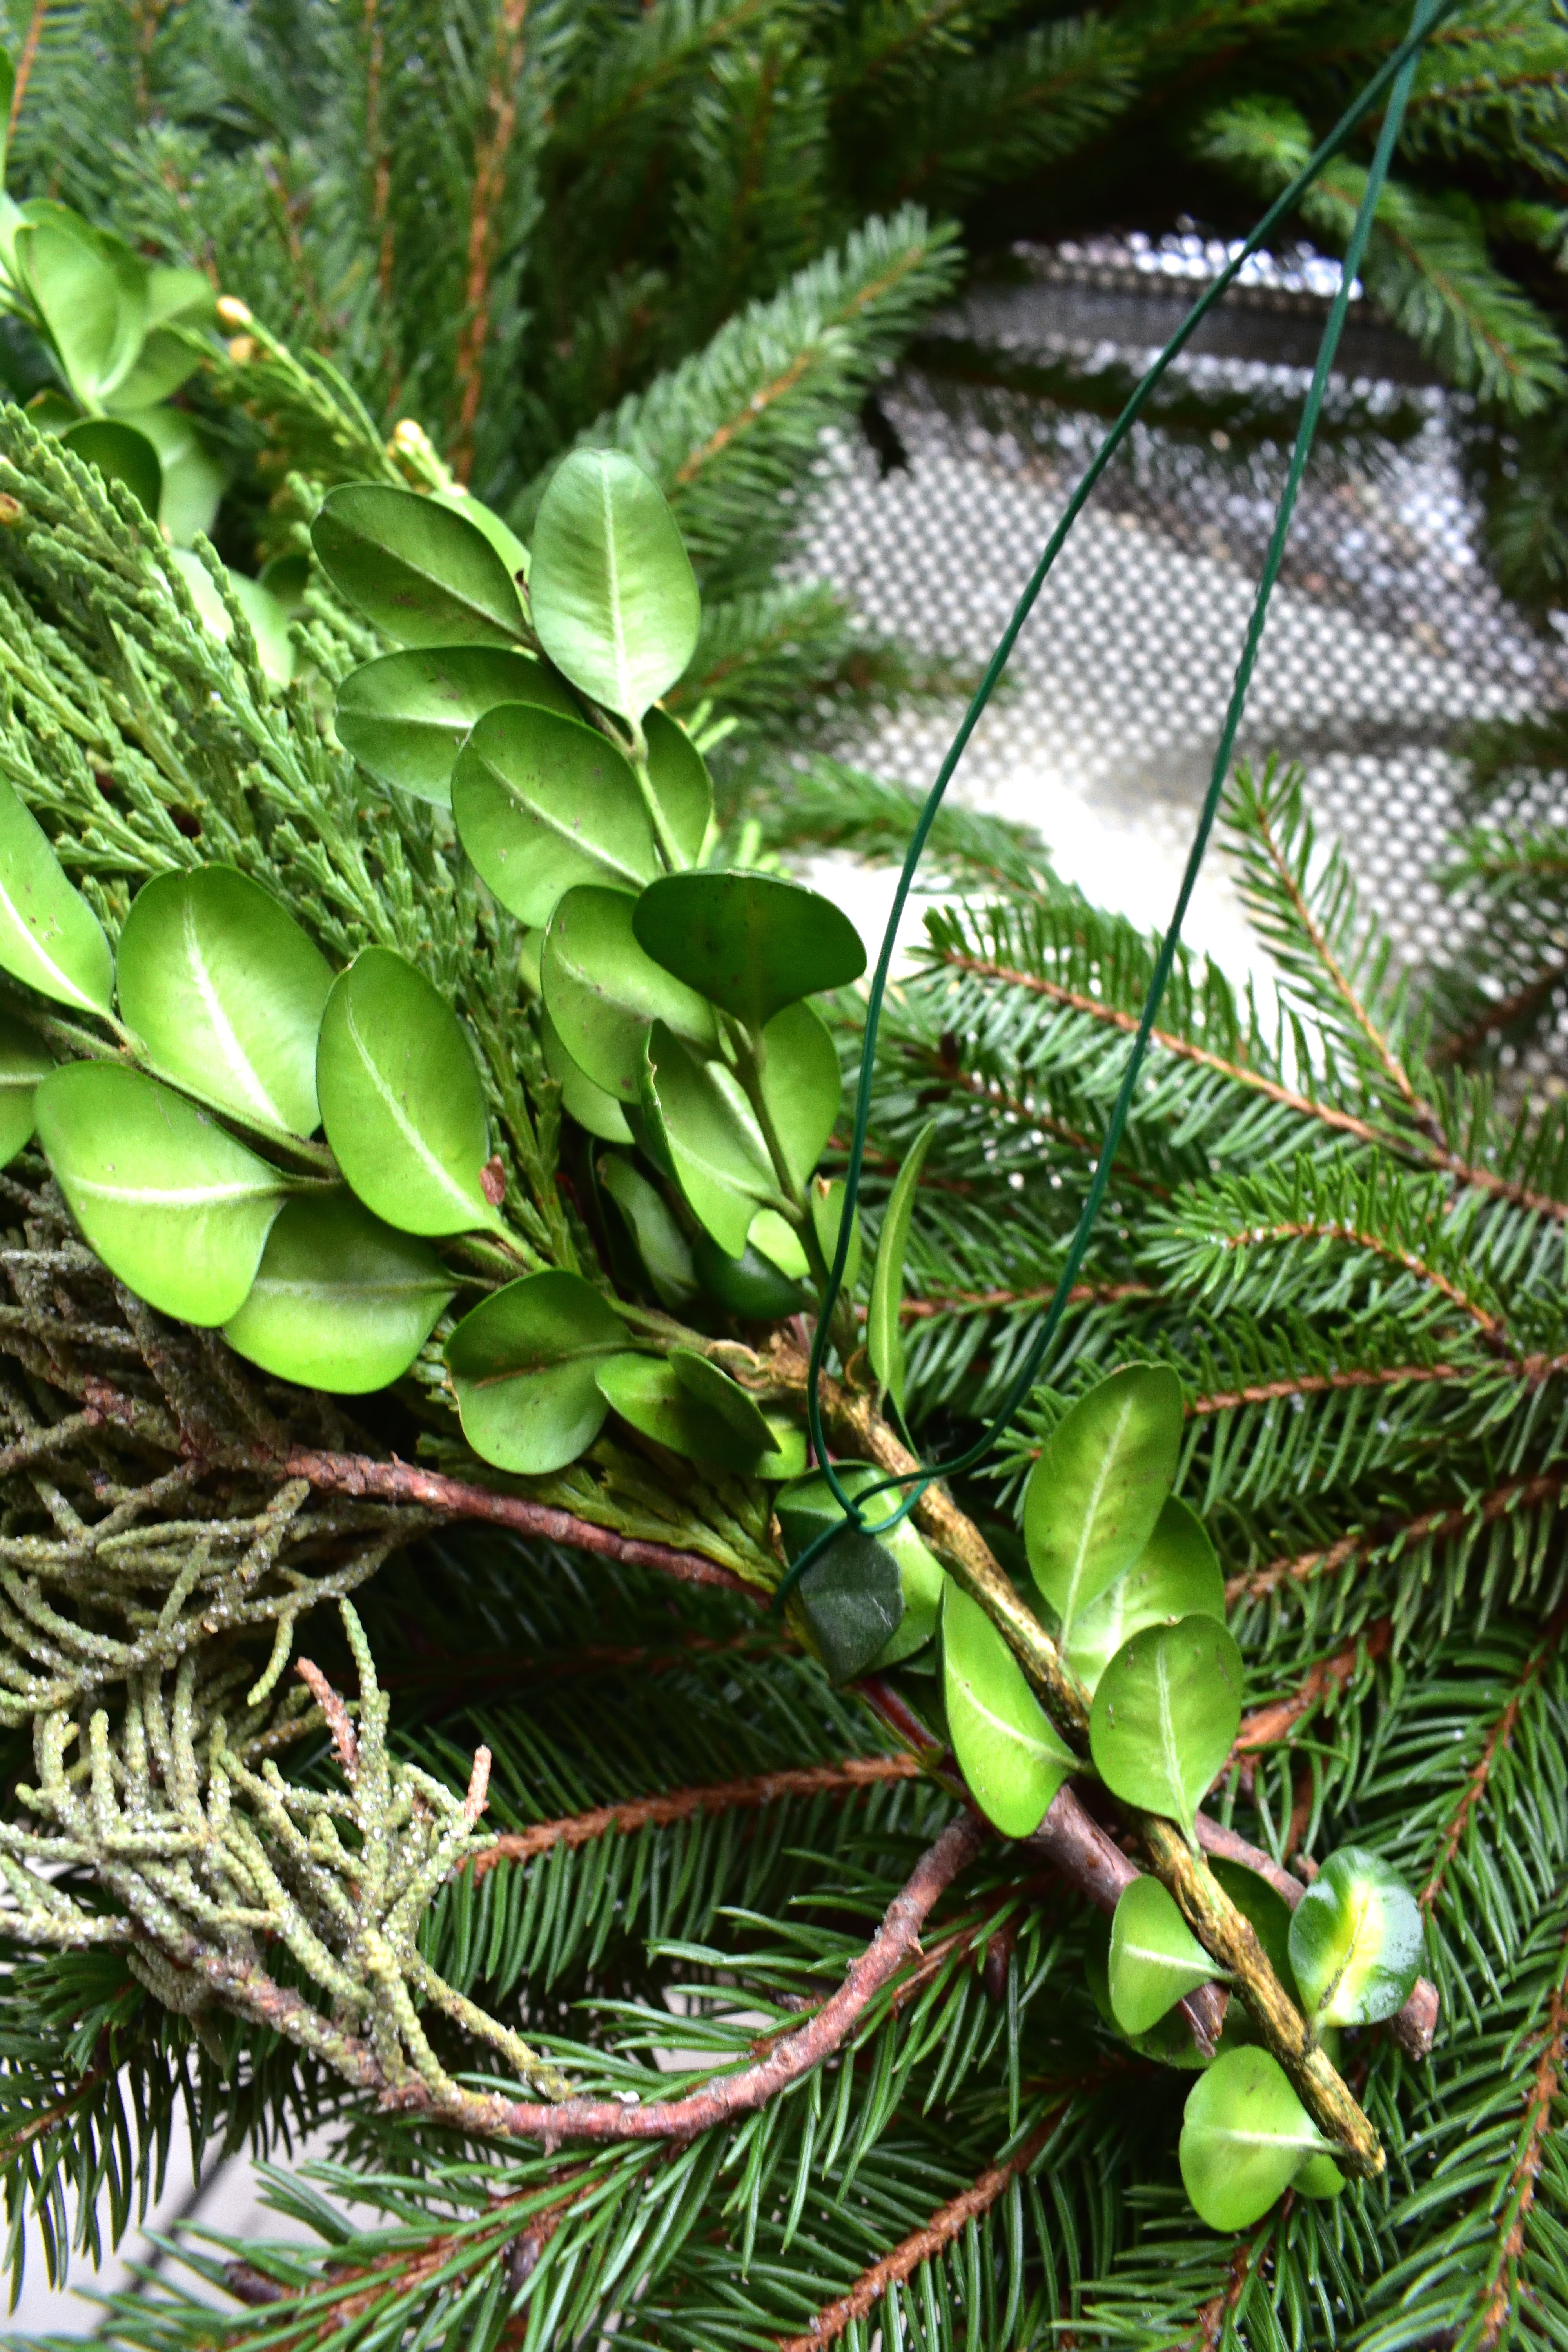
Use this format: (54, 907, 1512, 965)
(36, 1063, 289, 1325)
(62, 417, 160, 515)
(760, 1000, 841, 1194)
(867, 1118, 935, 1415)
(1288, 1847, 1424, 2028)
(0, 776, 114, 1016)
(528, 448, 699, 720)
(641, 1021, 777, 1256)
(15, 207, 143, 404)
(541, 1005, 633, 1143)
(122, 405, 223, 545)
(1108, 1877, 1226, 2037)
(430, 488, 531, 581)
(452, 704, 658, 924)
(335, 650, 576, 806)
(811, 1177, 862, 1293)
(633, 869, 866, 1030)
(669, 1347, 775, 1454)
(223, 1190, 452, 1393)
(1064, 1495, 1225, 1695)
(1089, 1615, 1243, 1838)
(1180, 2048, 1327, 2232)
(542, 885, 717, 1103)
(445, 1270, 621, 1474)
(756, 1412, 808, 1480)
(311, 485, 526, 649)
(1083, 1912, 1210, 2070)
(316, 949, 499, 1236)
(107, 329, 201, 411)
(691, 1228, 805, 1319)
(644, 709, 712, 867)
(0, 1014, 52, 1168)
(749, 1207, 809, 1278)
(779, 1464, 944, 1672)
(942, 1581, 1074, 1837)
(598, 1153, 695, 1303)
(169, 551, 295, 685)
(116, 866, 334, 1141)
(1208, 1858, 1300, 2011)
(145, 265, 215, 330)
(1294, 2154, 1347, 2200)
(1025, 1364, 1184, 1645)
(596, 1350, 770, 1472)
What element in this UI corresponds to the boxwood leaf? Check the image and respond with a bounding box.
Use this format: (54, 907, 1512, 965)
(316, 949, 499, 1236)
(0, 778, 114, 1017)
(1025, 1364, 1184, 1644)
(811, 1176, 863, 1293)
(780, 1465, 944, 1671)
(1180, 2048, 1328, 2231)
(169, 552, 295, 686)
(116, 866, 334, 1142)
(36, 1063, 289, 1325)
(62, 417, 161, 515)
(1294, 2154, 1347, 2201)
(445, 1270, 622, 1473)
(598, 1153, 695, 1304)
(311, 485, 526, 648)
(669, 1347, 775, 1454)
(542, 885, 717, 1103)
(223, 1190, 452, 1393)
(760, 1000, 841, 1194)
(0, 1015, 53, 1168)
(541, 1004, 633, 1143)
(596, 1351, 767, 1471)
(123, 405, 223, 546)
(867, 1118, 935, 1416)
(1288, 1847, 1424, 2029)
(1064, 1495, 1225, 1695)
(15, 207, 144, 404)
(942, 1580, 1074, 1837)
(452, 704, 658, 925)
(641, 1021, 776, 1256)
(645, 710, 712, 867)
(528, 448, 699, 720)
(633, 869, 866, 1030)
(1089, 1615, 1243, 1838)
(1108, 1876, 1226, 2037)
(335, 649, 577, 806)
(692, 1228, 805, 1319)
(429, 488, 531, 581)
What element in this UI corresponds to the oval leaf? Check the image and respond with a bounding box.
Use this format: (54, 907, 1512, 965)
(15, 208, 144, 404)
(811, 1176, 863, 1293)
(336, 648, 577, 806)
(641, 1021, 776, 1256)
(117, 866, 334, 1141)
(62, 417, 161, 516)
(316, 949, 498, 1236)
(125, 405, 223, 545)
(760, 1000, 841, 1195)
(942, 1581, 1074, 1837)
(598, 1153, 695, 1305)
(541, 1004, 633, 1143)
(668, 1347, 775, 1454)
(779, 1465, 944, 1672)
(1065, 1495, 1225, 1695)
(692, 1228, 805, 1319)
(1089, 1615, 1243, 1838)
(633, 869, 866, 1030)
(445, 1270, 622, 1474)
(311, 485, 526, 649)
(596, 1350, 766, 1472)
(1025, 1364, 1184, 1644)
(867, 1119, 935, 1414)
(1288, 1847, 1424, 2029)
(223, 1190, 453, 1392)
(529, 448, 699, 720)
(0, 777, 114, 1016)
(542, 885, 717, 1103)
(36, 1063, 289, 1325)
(452, 703, 658, 925)
(645, 709, 712, 867)
(1109, 1876, 1226, 2038)
(0, 1014, 52, 1168)
(1180, 2048, 1327, 2232)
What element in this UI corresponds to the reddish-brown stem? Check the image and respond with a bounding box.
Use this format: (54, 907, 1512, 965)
(1477, 1935, 1568, 2347)
(7, 0, 46, 135)
(1227, 1470, 1568, 1603)
(450, 0, 530, 479)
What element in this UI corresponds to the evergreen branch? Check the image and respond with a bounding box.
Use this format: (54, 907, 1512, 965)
(450, 0, 532, 481)
(1475, 1935, 1568, 2350)
(1188, 1360, 1465, 1416)
(471, 1751, 925, 1872)
(1418, 1604, 1568, 1922)
(8, 0, 48, 136)
(1229, 1468, 1568, 1602)
(1233, 1621, 1393, 1762)
(771, 2108, 1062, 2352)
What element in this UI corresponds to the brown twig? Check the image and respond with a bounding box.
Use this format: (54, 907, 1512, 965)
(470, 1753, 925, 1877)
(450, 0, 530, 479)
(7, 0, 46, 136)
(1227, 1470, 1568, 1603)
(1188, 1361, 1465, 1416)
(296, 1657, 359, 1782)
(1231, 1622, 1392, 1763)
(1476, 1933, 1568, 2347)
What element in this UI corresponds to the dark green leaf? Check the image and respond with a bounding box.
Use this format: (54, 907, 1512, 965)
(633, 869, 866, 1029)
(528, 448, 700, 720)
(445, 1271, 622, 1474)
(779, 1464, 945, 1671)
(1108, 1877, 1226, 2037)
(116, 865, 333, 1142)
(1288, 1847, 1424, 2028)
(641, 1020, 777, 1255)
(335, 650, 576, 807)
(61, 418, 160, 516)
(1180, 2048, 1327, 2231)
(452, 704, 659, 924)
(222, 1191, 452, 1393)
(598, 1154, 694, 1306)
(942, 1581, 1073, 1837)
(644, 709, 713, 867)
(1024, 1364, 1184, 1645)
(1064, 1495, 1225, 1695)
(691, 1229, 805, 1318)
(311, 485, 525, 649)
(0, 776, 114, 1016)
(867, 1118, 935, 1414)
(316, 949, 499, 1236)
(36, 1063, 289, 1325)
(542, 885, 717, 1103)
(1089, 1615, 1243, 1838)
(668, 1347, 775, 1454)
(595, 1351, 769, 1472)
(759, 1000, 841, 1194)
